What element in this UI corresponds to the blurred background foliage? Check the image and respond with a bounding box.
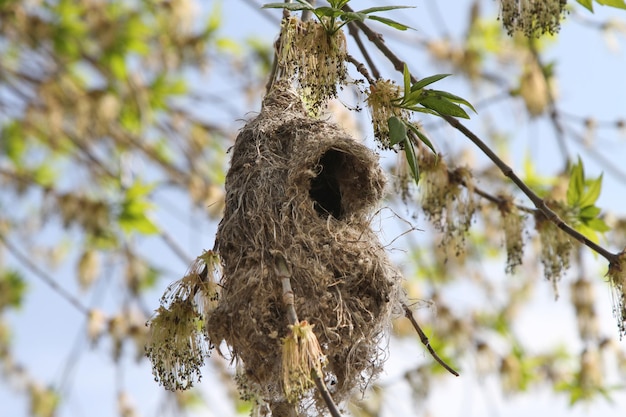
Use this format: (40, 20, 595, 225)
(1, 1, 626, 416)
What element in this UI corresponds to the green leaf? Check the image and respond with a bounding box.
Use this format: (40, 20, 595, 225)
(1, 122, 26, 164)
(420, 96, 470, 118)
(341, 11, 367, 22)
(577, 224, 599, 244)
(120, 215, 159, 235)
(358, 6, 415, 14)
(406, 123, 436, 154)
(567, 158, 585, 206)
(587, 217, 611, 233)
(428, 89, 477, 114)
(404, 138, 419, 185)
(138, 266, 161, 291)
(580, 174, 603, 207)
(314, 6, 344, 18)
(32, 164, 57, 187)
(397, 89, 423, 107)
(262, 2, 314, 11)
(207, 1, 222, 32)
(403, 106, 441, 116)
(388, 116, 407, 146)
(411, 74, 452, 92)
(579, 205, 601, 220)
(0, 270, 28, 309)
(216, 37, 242, 54)
(596, 0, 626, 10)
(403, 63, 411, 100)
(118, 182, 159, 235)
(120, 104, 141, 133)
(328, 0, 350, 9)
(108, 54, 127, 80)
(367, 15, 412, 31)
(577, 0, 594, 11)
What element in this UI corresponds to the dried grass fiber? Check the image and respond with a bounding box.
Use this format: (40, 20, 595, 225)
(208, 85, 402, 409)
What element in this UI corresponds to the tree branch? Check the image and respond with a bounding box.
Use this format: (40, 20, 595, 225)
(441, 114, 617, 263)
(346, 54, 375, 85)
(346, 11, 619, 265)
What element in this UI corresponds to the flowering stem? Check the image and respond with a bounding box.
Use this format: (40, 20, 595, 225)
(346, 54, 375, 84)
(528, 42, 569, 168)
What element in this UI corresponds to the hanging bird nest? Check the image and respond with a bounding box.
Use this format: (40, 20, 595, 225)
(206, 83, 403, 411)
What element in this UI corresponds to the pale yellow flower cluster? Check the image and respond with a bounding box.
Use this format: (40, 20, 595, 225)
(498, 197, 526, 274)
(145, 251, 220, 390)
(281, 321, 327, 402)
(278, 18, 347, 114)
(608, 252, 626, 338)
(420, 158, 476, 256)
(366, 80, 408, 149)
(535, 209, 573, 295)
(499, 0, 568, 37)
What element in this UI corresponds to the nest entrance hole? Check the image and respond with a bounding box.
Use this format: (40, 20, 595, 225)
(309, 149, 346, 219)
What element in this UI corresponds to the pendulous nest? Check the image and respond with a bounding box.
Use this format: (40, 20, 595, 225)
(207, 84, 403, 411)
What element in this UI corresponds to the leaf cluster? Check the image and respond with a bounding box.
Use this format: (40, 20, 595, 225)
(263, 0, 413, 34)
(387, 64, 476, 184)
(566, 158, 610, 244)
(0, 270, 27, 310)
(577, 0, 626, 12)
(396, 65, 476, 120)
(118, 181, 160, 235)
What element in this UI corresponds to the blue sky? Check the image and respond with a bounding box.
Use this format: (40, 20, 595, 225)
(2, 1, 626, 417)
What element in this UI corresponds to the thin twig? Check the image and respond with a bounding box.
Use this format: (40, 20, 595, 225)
(345, 7, 415, 81)
(564, 125, 626, 183)
(158, 229, 193, 265)
(0, 233, 89, 316)
(402, 302, 459, 377)
(528, 42, 569, 168)
(560, 110, 626, 129)
(240, 0, 281, 25)
(346, 54, 375, 85)
(301, 0, 315, 22)
(312, 370, 342, 417)
(61, 131, 118, 179)
(347, 22, 381, 80)
(266, 5, 292, 94)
